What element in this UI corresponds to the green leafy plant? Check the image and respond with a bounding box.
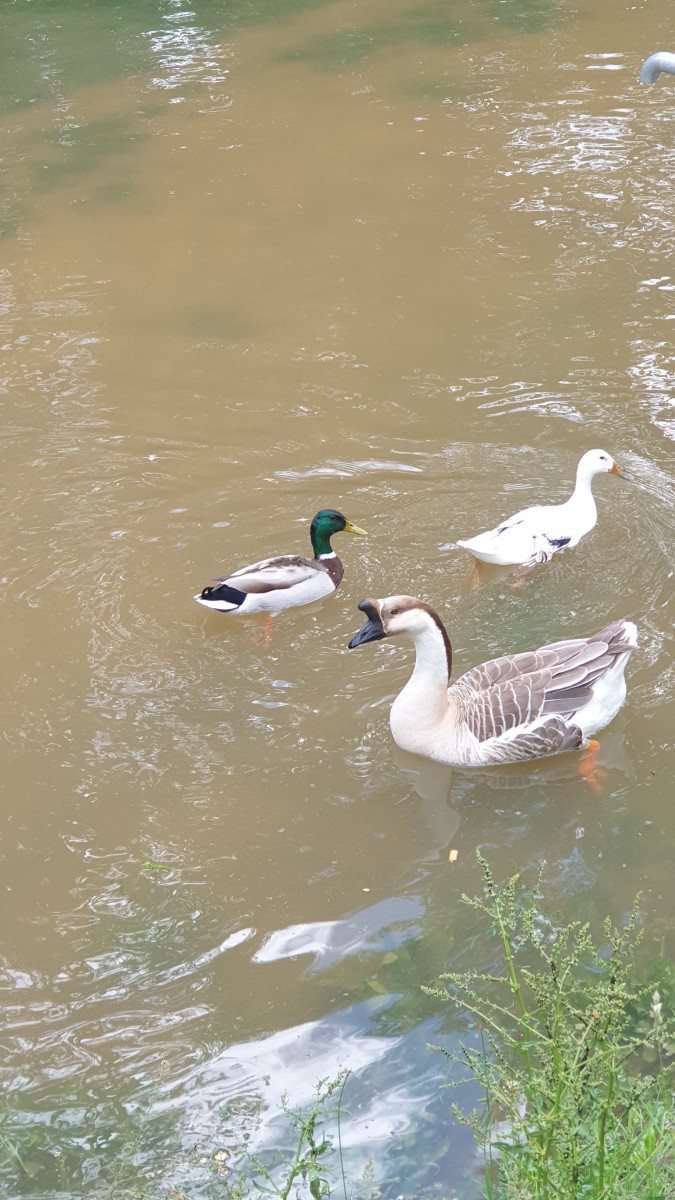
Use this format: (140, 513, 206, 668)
(426, 852, 675, 1200)
(242, 1071, 349, 1200)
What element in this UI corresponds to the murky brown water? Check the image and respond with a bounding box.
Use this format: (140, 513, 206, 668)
(1, 1, 674, 1196)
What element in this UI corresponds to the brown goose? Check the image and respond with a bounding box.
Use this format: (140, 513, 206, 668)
(348, 596, 637, 767)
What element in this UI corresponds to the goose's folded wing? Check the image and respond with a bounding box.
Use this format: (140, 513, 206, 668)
(452, 624, 633, 745)
(475, 716, 585, 763)
(450, 667, 552, 743)
(218, 555, 321, 594)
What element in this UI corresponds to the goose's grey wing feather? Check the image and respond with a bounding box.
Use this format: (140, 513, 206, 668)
(452, 622, 635, 744)
(537, 621, 635, 656)
(451, 671, 549, 743)
(479, 717, 585, 763)
(220, 555, 320, 594)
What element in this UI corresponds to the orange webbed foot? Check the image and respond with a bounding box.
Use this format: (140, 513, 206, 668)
(249, 615, 274, 648)
(510, 565, 534, 591)
(464, 559, 482, 592)
(578, 738, 607, 795)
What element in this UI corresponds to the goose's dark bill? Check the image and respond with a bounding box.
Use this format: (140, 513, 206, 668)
(348, 599, 386, 648)
(609, 461, 633, 481)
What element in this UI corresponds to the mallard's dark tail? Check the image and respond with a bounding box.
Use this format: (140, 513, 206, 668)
(193, 582, 248, 612)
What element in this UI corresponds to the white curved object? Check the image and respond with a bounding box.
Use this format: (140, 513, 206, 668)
(640, 52, 675, 84)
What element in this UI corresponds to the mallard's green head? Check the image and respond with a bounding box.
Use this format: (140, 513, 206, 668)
(310, 509, 367, 557)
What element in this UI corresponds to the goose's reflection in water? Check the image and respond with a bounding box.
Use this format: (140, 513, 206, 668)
(392, 728, 635, 871)
(392, 748, 461, 863)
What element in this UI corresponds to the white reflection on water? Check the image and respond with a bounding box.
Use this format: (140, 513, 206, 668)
(629, 345, 675, 442)
(144, 3, 233, 112)
(253, 895, 423, 970)
(160, 998, 475, 1195)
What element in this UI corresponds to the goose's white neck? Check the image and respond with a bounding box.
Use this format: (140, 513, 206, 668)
(390, 618, 451, 745)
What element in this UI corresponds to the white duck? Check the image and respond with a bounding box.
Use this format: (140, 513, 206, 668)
(456, 449, 631, 567)
(348, 596, 637, 768)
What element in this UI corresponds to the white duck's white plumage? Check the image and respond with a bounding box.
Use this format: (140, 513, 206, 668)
(194, 509, 367, 616)
(348, 596, 637, 768)
(456, 449, 631, 567)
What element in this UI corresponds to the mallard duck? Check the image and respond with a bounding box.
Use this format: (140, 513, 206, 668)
(194, 509, 367, 615)
(348, 596, 637, 767)
(456, 449, 632, 567)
